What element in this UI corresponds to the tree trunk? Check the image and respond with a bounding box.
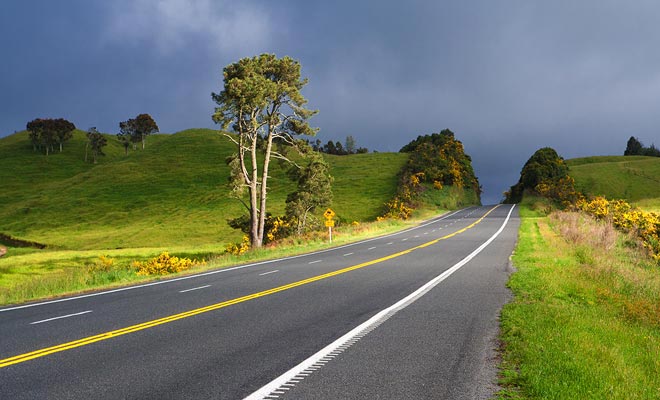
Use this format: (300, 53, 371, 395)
(249, 135, 261, 248)
(59, 142, 63, 153)
(257, 133, 274, 246)
(142, 136, 145, 150)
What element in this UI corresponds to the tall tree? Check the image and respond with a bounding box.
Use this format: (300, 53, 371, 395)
(345, 135, 356, 154)
(85, 127, 107, 164)
(212, 54, 318, 248)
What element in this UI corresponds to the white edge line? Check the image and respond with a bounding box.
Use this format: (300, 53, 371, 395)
(243, 204, 516, 400)
(0, 208, 469, 313)
(259, 270, 279, 276)
(30, 310, 93, 325)
(178, 285, 211, 293)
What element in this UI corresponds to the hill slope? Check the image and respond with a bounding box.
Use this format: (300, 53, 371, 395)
(0, 129, 407, 250)
(567, 155, 660, 210)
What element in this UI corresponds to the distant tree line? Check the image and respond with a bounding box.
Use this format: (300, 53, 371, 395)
(25, 113, 159, 162)
(309, 135, 368, 155)
(624, 136, 660, 157)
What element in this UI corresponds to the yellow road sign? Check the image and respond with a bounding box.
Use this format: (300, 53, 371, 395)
(323, 208, 336, 219)
(324, 219, 335, 227)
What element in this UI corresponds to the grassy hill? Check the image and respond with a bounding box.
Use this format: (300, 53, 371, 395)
(0, 129, 409, 250)
(567, 155, 660, 211)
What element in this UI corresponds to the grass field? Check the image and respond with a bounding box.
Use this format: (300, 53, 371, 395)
(498, 198, 660, 399)
(0, 129, 409, 250)
(0, 128, 479, 305)
(567, 155, 660, 210)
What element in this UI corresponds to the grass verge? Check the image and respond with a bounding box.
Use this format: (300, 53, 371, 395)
(0, 210, 441, 306)
(498, 198, 660, 399)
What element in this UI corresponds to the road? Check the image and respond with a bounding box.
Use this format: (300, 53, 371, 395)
(0, 204, 518, 399)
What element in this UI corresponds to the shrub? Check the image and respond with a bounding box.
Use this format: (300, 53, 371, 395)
(132, 252, 204, 276)
(225, 235, 251, 255)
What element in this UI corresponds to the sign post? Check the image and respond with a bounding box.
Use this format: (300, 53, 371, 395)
(323, 208, 336, 243)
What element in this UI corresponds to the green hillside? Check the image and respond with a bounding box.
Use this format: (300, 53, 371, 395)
(0, 129, 407, 250)
(567, 156, 660, 210)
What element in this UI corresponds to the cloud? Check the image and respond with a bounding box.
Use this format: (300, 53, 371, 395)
(102, 0, 272, 55)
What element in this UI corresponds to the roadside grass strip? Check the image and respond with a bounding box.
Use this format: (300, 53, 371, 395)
(498, 201, 660, 399)
(0, 205, 500, 369)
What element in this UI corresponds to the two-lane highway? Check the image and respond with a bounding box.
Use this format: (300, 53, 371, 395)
(0, 205, 518, 399)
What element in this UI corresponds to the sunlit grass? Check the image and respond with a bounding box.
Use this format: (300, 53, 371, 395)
(0, 212, 442, 306)
(498, 198, 660, 399)
(567, 155, 660, 202)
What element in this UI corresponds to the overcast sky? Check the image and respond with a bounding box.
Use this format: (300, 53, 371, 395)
(2, 1, 660, 203)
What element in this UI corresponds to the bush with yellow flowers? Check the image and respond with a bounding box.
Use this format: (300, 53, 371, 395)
(132, 252, 204, 276)
(576, 196, 660, 263)
(225, 235, 251, 256)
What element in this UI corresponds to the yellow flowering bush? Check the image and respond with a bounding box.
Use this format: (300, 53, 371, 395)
(88, 255, 116, 273)
(225, 235, 251, 255)
(381, 196, 414, 220)
(133, 252, 204, 276)
(576, 196, 660, 263)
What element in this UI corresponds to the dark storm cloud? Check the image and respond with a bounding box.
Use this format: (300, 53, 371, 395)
(2, 1, 659, 203)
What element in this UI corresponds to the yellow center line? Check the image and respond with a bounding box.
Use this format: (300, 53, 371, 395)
(0, 205, 500, 369)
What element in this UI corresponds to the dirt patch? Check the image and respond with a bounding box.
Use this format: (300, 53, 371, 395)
(0, 246, 6, 257)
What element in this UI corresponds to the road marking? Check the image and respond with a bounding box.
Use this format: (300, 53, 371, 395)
(259, 270, 279, 276)
(343, 253, 354, 257)
(368, 247, 376, 250)
(244, 204, 516, 400)
(0, 210, 463, 314)
(30, 311, 92, 325)
(386, 242, 393, 245)
(0, 206, 499, 369)
(402, 238, 408, 241)
(179, 285, 211, 293)
(308, 260, 322, 264)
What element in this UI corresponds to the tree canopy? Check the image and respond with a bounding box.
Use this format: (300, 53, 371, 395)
(212, 53, 318, 248)
(26, 118, 76, 155)
(624, 136, 660, 157)
(504, 147, 570, 203)
(400, 129, 480, 192)
(118, 113, 159, 153)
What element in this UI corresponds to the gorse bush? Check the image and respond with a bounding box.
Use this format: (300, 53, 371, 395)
(575, 197, 660, 262)
(132, 252, 204, 276)
(225, 235, 251, 255)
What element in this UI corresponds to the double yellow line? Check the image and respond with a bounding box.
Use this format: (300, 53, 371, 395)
(0, 205, 499, 369)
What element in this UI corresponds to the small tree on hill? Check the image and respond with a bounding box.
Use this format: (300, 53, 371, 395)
(85, 127, 107, 164)
(624, 136, 644, 156)
(285, 152, 333, 235)
(134, 113, 159, 149)
(118, 114, 158, 152)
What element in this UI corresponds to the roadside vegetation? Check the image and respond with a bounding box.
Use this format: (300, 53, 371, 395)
(0, 127, 478, 305)
(499, 147, 660, 398)
(1, 53, 480, 306)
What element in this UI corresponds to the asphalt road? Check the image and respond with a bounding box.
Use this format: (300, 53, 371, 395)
(0, 204, 518, 399)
